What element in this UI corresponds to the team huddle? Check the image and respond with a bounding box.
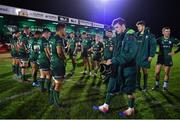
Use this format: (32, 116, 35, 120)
(9, 18, 180, 117)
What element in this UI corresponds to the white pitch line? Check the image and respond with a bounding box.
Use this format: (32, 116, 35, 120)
(0, 89, 37, 104)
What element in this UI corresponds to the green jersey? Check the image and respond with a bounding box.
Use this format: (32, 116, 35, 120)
(67, 38, 77, 50)
(29, 38, 39, 61)
(81, 38, 91, 49)
(49, 35, 66, 69)
(92, 41, 103, 54)
(18, 33, 29, 58)
(37, 37, 49, 64)
(157, 37, 180, 66)
(10, 36, 18, 57)
(103, 38, 113, 60)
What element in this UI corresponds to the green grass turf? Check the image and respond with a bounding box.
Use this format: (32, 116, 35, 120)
(0, 52, 180, 119)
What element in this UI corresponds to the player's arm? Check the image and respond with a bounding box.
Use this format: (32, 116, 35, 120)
(149, 35, 157, 61)
(111, 38, 138, 66)
(56, 44, 66, 60)
(100, 42, 104, 53)
(74, 40, 78, 54)
(169, 38, 180, 56)
(44, 43, 51, 60)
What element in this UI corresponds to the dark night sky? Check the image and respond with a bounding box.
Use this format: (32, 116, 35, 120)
(0, 0, 180, 37)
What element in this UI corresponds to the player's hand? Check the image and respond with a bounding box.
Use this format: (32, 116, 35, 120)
(106, 59, 112, 65)
(168, 52, 175, 56)
(109, 47, 113, 51)
(148, 57, 153, 62)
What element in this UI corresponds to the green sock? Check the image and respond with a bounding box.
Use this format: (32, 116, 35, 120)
(12, 65, 15, 73)
(49, 85, 54, 104)
(136, 71, 141, 88)
(18, 66, 21, 77)
(22, 74, 26, 81)
(128, 98, 135, 108)
(45, 79, 51, 93)
(105, 93, 111, 105)
(143, 74, 148, 89)
(15, 65, 18, 75)
(53, 90, 61, 107)
(32, 71, 38, 82)
(39, 78, 45, 92)
(105, 77, 117, 104)
(73, 63, 76, 71)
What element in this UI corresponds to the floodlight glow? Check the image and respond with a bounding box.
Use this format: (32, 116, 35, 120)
(101, 0, 109, 3)
(52, 22, 58, 25)
(0, 16, 4, 18)
(28, 19, 36, 22)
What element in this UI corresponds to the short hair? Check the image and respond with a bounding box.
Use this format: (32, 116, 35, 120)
(82, 32, 87, 35)
(136, 20, 146, 26)
(112, 17, 126, 26)
(14, 30, 20, 34)
(56, 23, 66, 31)
(107, 30, 112, 33)
(42, 28, 50, 34)
(162, 27, 170, 32)
(34, 31, 41, 35)
(24, 26, 29, 29)
(70, 32, 75, 34)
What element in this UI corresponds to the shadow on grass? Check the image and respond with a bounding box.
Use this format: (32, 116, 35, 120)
(0, 71, 13, 79)
(4, 93, 49, 119)
(142, 91, 171, 118)
(167, 91, 180, 102)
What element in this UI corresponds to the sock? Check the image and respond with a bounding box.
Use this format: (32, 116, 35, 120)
(105, 93, 111, 105)
(84, 67, 87, 72)
(143, 74, 148, 89)
(49, 85, 54, 104)
(39, 78, 45, 92)
(128, 98, 135, 108)
(88, 67, 91, 73)
(53, 90, 61, 107)
(95, 69, 98, 74)
(136, 71, 141, 88)
(155, 80, 160, 86)
(45, 79, 51, 93)
(15, 64, 18, 75)
(73, 63, 76, 71)
(163, 80, 168, 88)
(18, 66, 21, 77)
(32, 71, 37, 82)
(22, 74, 26, 81)
(12, 65, 15, 73)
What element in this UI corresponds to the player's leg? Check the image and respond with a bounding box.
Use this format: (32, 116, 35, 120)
(142, 68, 148, 91)
(152, 64, 162, 90)
(119, 93, 135, 117)
(163, 66, 171, 91)
(39, 69, 46, 92)
(44, 70, 51, 93)
(20, 59, 29, 82)
(31, 62, 38, 83)
(87, 56, 92, 75)
(136, 66, 142, 91)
